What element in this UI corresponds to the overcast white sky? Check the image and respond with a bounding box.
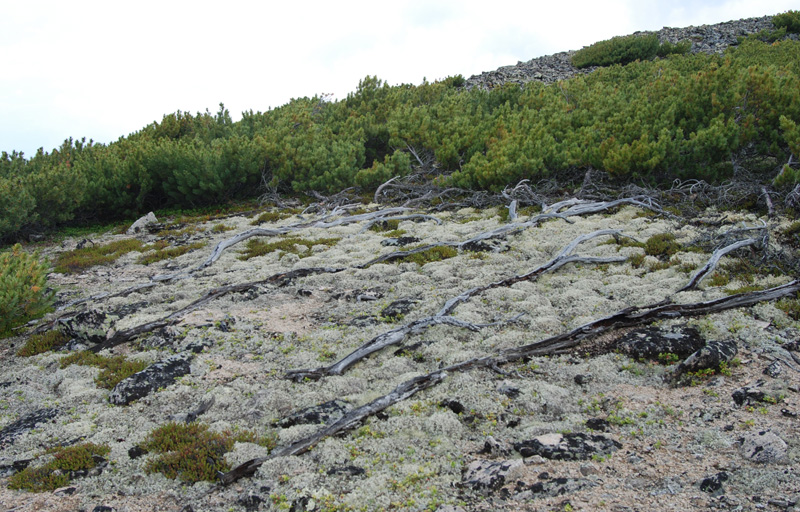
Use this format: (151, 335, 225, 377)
(1, 0, 796, 157)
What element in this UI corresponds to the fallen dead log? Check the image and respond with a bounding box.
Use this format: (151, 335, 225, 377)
(678, 238, 761, 292)
(222, 278, 800, 485)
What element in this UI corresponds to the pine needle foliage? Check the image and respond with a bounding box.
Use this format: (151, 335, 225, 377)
(0, 244, 53, 336)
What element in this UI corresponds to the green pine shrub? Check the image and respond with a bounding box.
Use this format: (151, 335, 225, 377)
(571, 34, 660, 68)
(0, 244, 53, 336)
(773, 10, 800, 33)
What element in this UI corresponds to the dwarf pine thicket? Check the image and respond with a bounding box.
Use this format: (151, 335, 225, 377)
(1, 13, 800, 333)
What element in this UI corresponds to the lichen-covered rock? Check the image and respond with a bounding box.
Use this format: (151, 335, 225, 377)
(700, 471, 728, 495)
(60, 310, 116, 344)
(277, 399, 350, 428)
(739, 430, 788, 463)
(675, 339, 738, 377)
(126, 211, 158, 235)
(461, 459, 524, 492)
(513, 433, 621, 460)
(0, 408, 58, 449)
(108, 353, 192, 405)
(617, 326, 705, 361)
(515, 475, 597, 498)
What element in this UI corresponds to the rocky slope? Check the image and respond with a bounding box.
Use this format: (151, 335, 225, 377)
(465, 16, 778, 89)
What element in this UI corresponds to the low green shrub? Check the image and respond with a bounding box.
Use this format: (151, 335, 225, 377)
(397, 246, 458, 265)
(17, 330, 68, 356)
(238, 237, 340, 261)
(7, 442, 110, 492)
(54, 239, 146, 274)
(59, 351, 148, 389)
(141, 422, 277, 483)
(0, 244, 54, 336)
(137, 241, 206, 265)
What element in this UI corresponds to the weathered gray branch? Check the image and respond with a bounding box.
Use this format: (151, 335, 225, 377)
(678, 238, 762, 292)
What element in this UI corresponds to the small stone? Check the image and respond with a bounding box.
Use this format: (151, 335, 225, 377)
(763, 361, 782, 378)
(579, 463, 600, 476)
(127, 212, 158, 235)
(574, 374, 593, 385)
(461, 459, 524, 493)
(700, 472, 728, 495)
(513, 433, 621, 461)
(739, 430, 788, 463)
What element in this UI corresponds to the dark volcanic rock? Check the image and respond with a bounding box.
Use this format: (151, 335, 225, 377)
(327, 465, 366, 477)
(675, 339, 738, 377)
(278, 399, 350, 428)
(108, 353, 192, 406)
(513, 433, 621, 461)
(517, 476, 597, 498)
(617, 326, 706, 361)
(381, 237, 421, 247)
(700, 472, 729, 495)
(380, 298, 418, 319)
(0, 408, 59, 449)
(764, 360, 782, 378)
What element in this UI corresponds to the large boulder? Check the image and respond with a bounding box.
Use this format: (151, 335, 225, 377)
(126, 212, 158, 235)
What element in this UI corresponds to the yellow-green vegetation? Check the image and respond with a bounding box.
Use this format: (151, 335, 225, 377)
(140, 421, 277, 483)
(0, 244, 54, 336)
(383, 229, 407, 238)
(776, 297, 800, 320)
(210, 223, 234, 233)
(16, 330, 68, 357)
(397, 246, 458, 266)
(238, 236, 340, 261)
(59, 351, 148, 389)
(155, 224, 198, 238)
(54, 239, 146, 273)
(137, 241, 206, 265)
(250, 211, 293, 225)
(7, 442, 110, 492)
(725, 284, 766, 295)
(644, 233, 682, 258)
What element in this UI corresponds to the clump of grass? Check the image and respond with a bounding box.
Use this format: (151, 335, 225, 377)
(725, 284, 766, 295)
(210, 223, 234, 233)
(644, 233, 682, 258)
(628, 253, 646, 268)
(383, 229, 407, 238)
(398, 246, 458, 265)
(140, 422, 277, 483)
(137, 241, 206, 265)
(238, 237, 340, 261)
(776, 297, 800, 320)
(59, 351, 148, 389)
(156, 225, 198, 238)
(370, 220, 401, 232)
(707, 272, 730, 287)
(8, 442, 110, 492)
(250, 211, 292, 225)
(17, 330, 68, 357)
(54, 239, 146, 273)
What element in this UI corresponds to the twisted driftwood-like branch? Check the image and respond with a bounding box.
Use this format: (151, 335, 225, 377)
(678, 238, 762, 292)
(286, 230, 625, 381)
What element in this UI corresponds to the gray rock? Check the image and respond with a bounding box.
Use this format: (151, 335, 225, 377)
(461, 459, 524, 492)
(108, 353, 192, 406)
(739, 430, 788, 463)
(518, 476, 596, 497)
(764, 360, 783, 378)
(0, 408, 59, 448)
(126, 212, 158, 235)
(618, 326, 705, 361)
(60, 309, 116, 344)
(514, 433, 621, 461)
(278, 399, 350, 428)
(675, 339, 738, 377)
